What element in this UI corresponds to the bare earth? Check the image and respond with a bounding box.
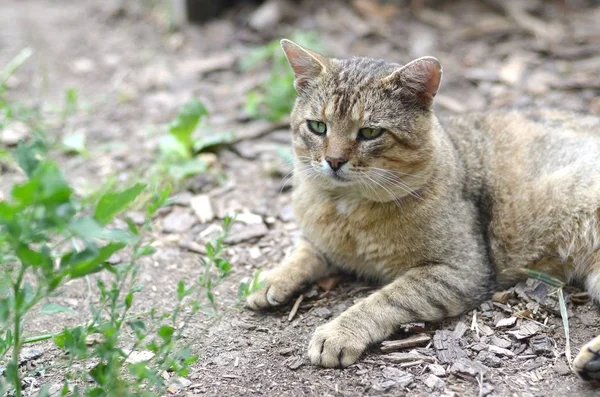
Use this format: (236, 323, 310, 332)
(2, 0, 600, 396)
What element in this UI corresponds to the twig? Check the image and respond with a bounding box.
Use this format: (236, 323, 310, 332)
(288, 294, 304, 322)
(558, 288, 572, 366)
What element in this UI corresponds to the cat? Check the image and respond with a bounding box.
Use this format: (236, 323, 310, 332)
(245, 39, 600, 381)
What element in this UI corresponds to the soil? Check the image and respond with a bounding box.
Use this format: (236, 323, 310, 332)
(1, 0, 600, 396)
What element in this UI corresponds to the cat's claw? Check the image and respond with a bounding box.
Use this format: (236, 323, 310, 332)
(308, 320, 367, 368)
(574, 335, 600, 382)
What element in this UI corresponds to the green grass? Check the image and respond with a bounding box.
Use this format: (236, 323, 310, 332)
(0, 49, 236, 397)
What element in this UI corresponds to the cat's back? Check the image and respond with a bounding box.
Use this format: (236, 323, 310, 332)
(441, 109, 600, 185)
(441, 109, 600, 271)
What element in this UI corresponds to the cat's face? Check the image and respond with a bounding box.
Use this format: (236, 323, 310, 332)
(282, 40, 442, 201)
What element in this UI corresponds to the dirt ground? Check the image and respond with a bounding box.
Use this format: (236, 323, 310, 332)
(2, 0, 600, 396)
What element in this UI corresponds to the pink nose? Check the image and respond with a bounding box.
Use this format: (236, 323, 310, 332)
(325, 156, 348, 171)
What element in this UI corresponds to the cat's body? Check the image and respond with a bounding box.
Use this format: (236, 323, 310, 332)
(246, 40, 600, 380)
(295, 109, 600, 290)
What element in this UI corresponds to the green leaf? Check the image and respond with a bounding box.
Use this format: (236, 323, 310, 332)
(177, 280, 185, 301)
(64, 242, 127, 278)
(61, 132, 86, 155)
(40, 302, 75, 315)
(157, 325, 174, 342)
(125, 292, 133, 309)
(0, 298, 10, 322)
(0, 47, 33, 87)
(69, 217, 132, 242)
(518, 268, 566, 288)
(192, 131, 235, 153)
(12, 140, 45, 177)
(16, 244, 47, 267)
(167, 158, 207, 180)
(168, 98, 208, 151)
(94, 183, 146, 225)
(63, 88, 78, 118)
(159, 135, 189, 160)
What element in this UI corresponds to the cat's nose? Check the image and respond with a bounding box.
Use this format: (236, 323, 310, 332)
(325, 156, 348, 171)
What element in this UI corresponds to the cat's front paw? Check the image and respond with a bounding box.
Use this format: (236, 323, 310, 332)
(308, 319, 368, 368)
(245, 270, 300, 310)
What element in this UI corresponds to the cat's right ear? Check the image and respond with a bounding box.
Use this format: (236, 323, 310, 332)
(281, 39, 329, 94)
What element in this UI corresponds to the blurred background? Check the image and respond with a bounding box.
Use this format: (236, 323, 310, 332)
(1, 0, 599, 395)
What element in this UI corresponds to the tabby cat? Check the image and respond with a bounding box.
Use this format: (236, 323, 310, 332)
(245, 39, 600, 381)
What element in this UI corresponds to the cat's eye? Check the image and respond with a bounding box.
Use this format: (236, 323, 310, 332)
(358, 127, 384, 140)
(307, 120, 327, 135)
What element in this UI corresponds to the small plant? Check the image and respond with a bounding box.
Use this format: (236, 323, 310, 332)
(0, 140, 235, 396)
(155, 98, 233, 182)
(242, 32, 322, 122)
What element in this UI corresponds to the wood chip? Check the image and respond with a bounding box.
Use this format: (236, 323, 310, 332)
(433, 330, 467, 365)
(452, 321, 469, 339)
(495, 317, 517, 328)
(507, 321, 540, 340)
(381, 351, 435, 364)
(288, 294, 304, 322)
(529, 335, 554, 357)
(488, 345, 515, 357)
(492, 290, 514, 303)
(478, 322, 495, 337)
(449, 357, 489, 378)
(380, 334, 431, 353)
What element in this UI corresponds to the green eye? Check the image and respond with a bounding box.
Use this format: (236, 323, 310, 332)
(307, 120, 327, 135)
(358, 127, 384, 140)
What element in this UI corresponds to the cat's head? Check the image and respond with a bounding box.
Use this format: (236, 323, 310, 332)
(281, 39, 442, 201)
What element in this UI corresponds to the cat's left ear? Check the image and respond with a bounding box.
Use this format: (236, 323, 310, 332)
(281, 39, 329, 94)
(382, 57, 442, 109)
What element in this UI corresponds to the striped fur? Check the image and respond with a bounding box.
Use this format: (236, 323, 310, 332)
(246, 40, 600, 369)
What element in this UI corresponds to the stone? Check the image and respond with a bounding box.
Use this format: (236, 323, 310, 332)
(424, 374, 445, 391)
(167, 377, 191, 393)
(312, 307, 332, 319)
(124, 350, 155, 364)
(1, 121, 29, 146)
(19, 347, 43, 364)
(224, 223, 268, 244)
(428, 363, 446, 377)
(236, 212, 263, 225)
(162, 208, 196, 233)
(190, 194, 214, 223)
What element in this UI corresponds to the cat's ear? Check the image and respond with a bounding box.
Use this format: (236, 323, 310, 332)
(281, 39, 329, 94)
(382, 56, 442, 109)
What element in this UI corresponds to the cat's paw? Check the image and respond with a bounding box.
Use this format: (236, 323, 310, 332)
(308, 319, 367, 368)
(574, 335, 600, 382)
(245, 270, 300, 310)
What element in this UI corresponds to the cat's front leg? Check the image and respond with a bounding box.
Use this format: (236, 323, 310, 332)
(308, 262, 492, 367)
(246, 238, 331, 310)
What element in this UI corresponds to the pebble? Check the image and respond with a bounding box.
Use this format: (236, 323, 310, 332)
(167, 377, 191, 393)
(427, 363, 446, 377)
(312, 307, 332, 319)
(19, 347, 43, 364)
(1, 121, 29, 146)
(190, 194, 215, 223)
(162, 208, 196, 233)
(424, 374, 445, 391)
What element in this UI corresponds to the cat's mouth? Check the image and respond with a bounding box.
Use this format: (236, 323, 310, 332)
(330, 173, 349, 182)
